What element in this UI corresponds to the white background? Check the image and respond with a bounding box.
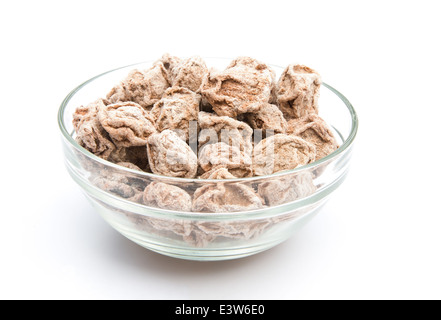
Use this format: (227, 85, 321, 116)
(1, 0, 440, 300)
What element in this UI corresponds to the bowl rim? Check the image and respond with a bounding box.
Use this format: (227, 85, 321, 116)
(58, 59, 358, 183)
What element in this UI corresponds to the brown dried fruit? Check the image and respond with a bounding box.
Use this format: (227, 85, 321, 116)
(98, 101, 157, 148)
(195, 220, 271, 241)
(258, 172, 317, 206)
(92, 165, 147, 204)
(245, 102, 287, 135)
(150, 87, 200, 142)
(182, 226, 217, 247)
(115, 162, 143, 171)
(253, 134, 316, 176)
(93, 176, 139, 198)
(147, 130, 198, 178)
(73, 55, 335, 206)
(155, 53, 182, 82)
(198, 111, 253, 155)
(143, 182, 192, 211)
(287, 114, 339, 160)
(128, 192, 145, 204)
(137, 215, 270, 246)
(170, 56, 208, 92)
(106, 63, 170, 110)
(226, 56, 275, 75)
(199, 167, 237, 179)
(138, 217, 215, 247)
(108, 146, 150, 172)
(277, 64, 321, 119)
(200, 57, 275, 118)
(193, 161, 262, 213)
(72, 99, 99, 132)
(192, 181, 264, 213)
(73, 99, 116, 159)
(198, 143, 253, 178)
(269, 79, 278, 105)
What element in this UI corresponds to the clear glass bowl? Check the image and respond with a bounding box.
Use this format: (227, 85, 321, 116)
(58, 58, 358, 261)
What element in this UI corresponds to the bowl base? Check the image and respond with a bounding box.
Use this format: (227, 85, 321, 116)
(112, 211, 321, 261)
(121, 232, 288, 261)
(87, 193, 325, 261)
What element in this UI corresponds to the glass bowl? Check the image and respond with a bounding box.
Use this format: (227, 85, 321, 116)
(58, 58, 358, 261)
